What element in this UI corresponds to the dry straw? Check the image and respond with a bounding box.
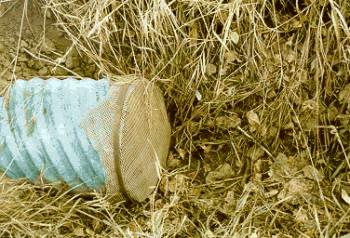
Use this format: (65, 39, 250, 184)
(1, 0, 350, 236)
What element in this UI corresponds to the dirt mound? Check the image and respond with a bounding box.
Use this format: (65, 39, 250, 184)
(1, 0, 350, 237)
(0, 1, 98, 93)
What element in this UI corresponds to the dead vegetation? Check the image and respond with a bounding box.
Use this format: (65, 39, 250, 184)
(1, 0, 350, 237)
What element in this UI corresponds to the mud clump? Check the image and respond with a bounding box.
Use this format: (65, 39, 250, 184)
(0, 1, 99, 94)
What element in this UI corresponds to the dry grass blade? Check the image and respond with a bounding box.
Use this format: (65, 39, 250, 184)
(0, 0, 350, 236)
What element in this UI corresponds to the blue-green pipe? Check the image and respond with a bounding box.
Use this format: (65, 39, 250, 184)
(0, 78, 109, 191)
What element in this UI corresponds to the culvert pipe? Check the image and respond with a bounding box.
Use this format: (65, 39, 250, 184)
(0, 77, 171, 202)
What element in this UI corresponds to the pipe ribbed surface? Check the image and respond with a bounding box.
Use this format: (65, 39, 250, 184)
(0, 78, 109, 191)
(0, 77, 171, 201)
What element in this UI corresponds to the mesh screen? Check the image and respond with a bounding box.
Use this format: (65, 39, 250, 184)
(80, 78, 171, 202)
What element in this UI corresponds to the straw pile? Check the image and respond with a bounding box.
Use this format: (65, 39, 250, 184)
(1, 0, 350, 236)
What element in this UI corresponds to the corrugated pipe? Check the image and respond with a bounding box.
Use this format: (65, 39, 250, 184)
(0, 77, 171, 202)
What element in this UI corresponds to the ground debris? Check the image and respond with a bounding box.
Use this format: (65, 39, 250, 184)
(205, 163, 234, 184)
(1, 0, 350, 236)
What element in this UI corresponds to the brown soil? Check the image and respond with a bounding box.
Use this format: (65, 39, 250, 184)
(1, 0, 350, 237)
(0, 0, 98, 93)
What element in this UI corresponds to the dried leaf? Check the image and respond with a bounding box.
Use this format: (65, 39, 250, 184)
(216, 115, 241, 129)
(264, 189, 278, 198)
(277, 178, 314, 205)
(177, 148, 186, 159)
(294, 208, 309, 223)
(339, 84, 350, 105)
(86, 228, 94, 236)
(327, 104, 339, 122)
(303, 165, 324, 181)
(249, 232, 258, 238)
(217, 11, 229, 24)
(167, 152, 182, 168)
(270, 153, 308, 180)
(283, 121, 294, 130)
(230, 31, 239, 44)
(189, 23, 199, 47)
(246, 110, 260, 126)
(195, 90, 202, 101)
(341, 189, 350, 205)
(246, 110, 260, 131)
(206, 63, 217, 76)
(189, 25, 199, 39)
(200, 144, 212, 154)
(224, 191, 235, 204)
(206, 163, 234, 183)
(301, 99, 318, 112)
(286, 50, 296, 63)
(291, 18, 303, 28)
(73, 227, 85, 237)
(219, 65, 231, 76)
(247, 146, 265, 160)
(167, 174, 188, 193)
(224, 51, 237, 64)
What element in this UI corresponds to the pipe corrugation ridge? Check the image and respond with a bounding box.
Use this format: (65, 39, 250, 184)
(5, 87, 38, 180)
(52, 78, 100, 189)
(0, 78, 109, 191)
(28, 78, 62, 182)
(45, 79, 87, 188)
(0, 98, 25, 178)
(66, 79, 106, 187)
(9, 80, 41, 181)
